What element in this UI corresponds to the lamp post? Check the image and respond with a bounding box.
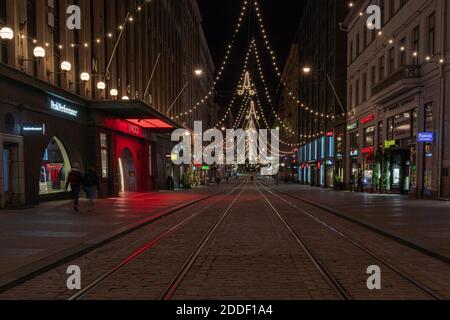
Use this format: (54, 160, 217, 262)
(166, 68, 212, 116)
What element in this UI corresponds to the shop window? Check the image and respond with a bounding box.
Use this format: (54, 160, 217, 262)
(100, 133, 109, 179)
(364, 126, 375, 147)
(392, 111, 412, 140)
(39, 137, 72, 195)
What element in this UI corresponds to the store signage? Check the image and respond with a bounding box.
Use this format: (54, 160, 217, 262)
(350, 149, 358, 157)
(360, 114, 375, 125)
(347, 122, 358, 131)
(418, 132, 434, 143)
(336, 152, 344, 159)
(384, 140, 396, 149)
(49, 99, 78, 117)
(326, 131, 334, 137)
(361, 146, 375, 154)
(326, 160, 334, 166)
(22, 124, 45, 135)
(202, 165, 210, 170)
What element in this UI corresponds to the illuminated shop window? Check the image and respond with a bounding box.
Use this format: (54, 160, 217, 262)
(39, 137, 72, 195)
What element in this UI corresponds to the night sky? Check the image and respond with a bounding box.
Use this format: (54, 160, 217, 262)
(198, 0, 306, 119)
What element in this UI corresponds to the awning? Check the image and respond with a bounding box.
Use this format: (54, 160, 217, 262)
(89, 100, 181, 129)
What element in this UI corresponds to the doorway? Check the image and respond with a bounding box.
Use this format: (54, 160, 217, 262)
(3, 142, 20, 205)
(118, 148, 137, 192)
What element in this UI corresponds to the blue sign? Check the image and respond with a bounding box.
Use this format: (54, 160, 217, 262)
(418, 132, 434, 143)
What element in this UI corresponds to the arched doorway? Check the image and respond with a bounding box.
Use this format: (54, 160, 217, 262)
(118, 148, 137, 193)
(39, 137, 72, 195)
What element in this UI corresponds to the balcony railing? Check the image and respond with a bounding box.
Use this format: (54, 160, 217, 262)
(372, 65, 420, 96)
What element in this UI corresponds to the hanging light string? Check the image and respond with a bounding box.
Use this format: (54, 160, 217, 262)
(215, 40, 255, 127)
(233, 94, 252, 128)
(175, 0, 251, 120)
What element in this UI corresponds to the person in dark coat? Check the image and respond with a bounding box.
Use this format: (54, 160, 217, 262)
(349, 174, 356, 192)
(83, 167, 99, 212)
(357, 173, 364, 193)
(167, 176, 174, 191)
(66, 163, 83, 212)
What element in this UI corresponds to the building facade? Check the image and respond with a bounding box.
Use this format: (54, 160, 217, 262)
(294, 0, 349, 189)
(278, 43, 300, 182)
(344, 0, 449, 198)
(0, 0, 215, 207)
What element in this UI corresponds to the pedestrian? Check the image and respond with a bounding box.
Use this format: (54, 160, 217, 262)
(83, 167, 99, 212)
(357, 173, 364, 193)
(66, 163, 83, 212)
(349, 174, 355, 192)
(216, 176, 221, 185)
(167, 176, 174, 191)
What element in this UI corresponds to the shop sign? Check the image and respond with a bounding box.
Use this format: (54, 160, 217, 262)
(326, 160, 334, 166)
(350, 149, 358, 157)
(336, 152, 344, 159)
(22, 123, 45, 135)
(361, 146, 375, 154)
(202, 165, 210, 170)
(418, 132, 434, 143)
(347, 122, 358, 131)
(49, 99, 78, 117)
(384, 140, 396, 149)
(326, 131, 334, 137)
(360, 114, 375, 125)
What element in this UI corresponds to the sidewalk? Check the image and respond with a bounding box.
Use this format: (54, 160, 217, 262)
(0, 187, 221, 288)
(274, 183, 450, 261)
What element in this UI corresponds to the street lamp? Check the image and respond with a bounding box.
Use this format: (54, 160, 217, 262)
(301, 66, 345, 115)
(110, 89, 118, 97)
(60, 61, 72, 72)
(80, 72, 90, 82)
(33, 46, 46, 58)
(97, 81, 106, 90)
(194, 69, 203, 77)
(302, 67, 311, 74)
(0, 27, 14, 40)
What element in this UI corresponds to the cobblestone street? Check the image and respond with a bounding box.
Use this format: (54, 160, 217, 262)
(1, 179, 448, 300)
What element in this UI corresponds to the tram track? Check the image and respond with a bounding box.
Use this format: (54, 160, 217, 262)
(69, 182, 246, 300)
(257, 180, 444, 300)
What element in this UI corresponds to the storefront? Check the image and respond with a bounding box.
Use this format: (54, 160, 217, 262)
(299, 134, 335, 188)
(0, 68, 178, 207)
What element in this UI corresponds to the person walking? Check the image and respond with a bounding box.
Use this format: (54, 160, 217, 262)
(349, 174, 355, 192)
(357, 172, 364, 193)
(66, 163, 83, 212)
(84, 167, 99, 212)
(166, 176, 174, 191)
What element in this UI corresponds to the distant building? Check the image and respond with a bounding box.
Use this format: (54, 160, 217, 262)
(283, 0, 348, 188)
(0, 0, 215, 207)
(344, 0, 449, 198)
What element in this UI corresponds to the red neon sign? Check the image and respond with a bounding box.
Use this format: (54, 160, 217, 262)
(360, 114, 375, 124)
(326, 131, 334, 137)
(361, 146, 375, 154)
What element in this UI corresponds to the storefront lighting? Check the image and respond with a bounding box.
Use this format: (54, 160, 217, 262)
(0, 27, 14, 40)
(79, 72, 90, 82)
(194, 69, 203, 76)
(110, 89, 118, 97)
(97, 81, 106, 90)
(33, 46, 46, 58)
(60, 61, 72, 72)
(122, 96, 130, 100)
